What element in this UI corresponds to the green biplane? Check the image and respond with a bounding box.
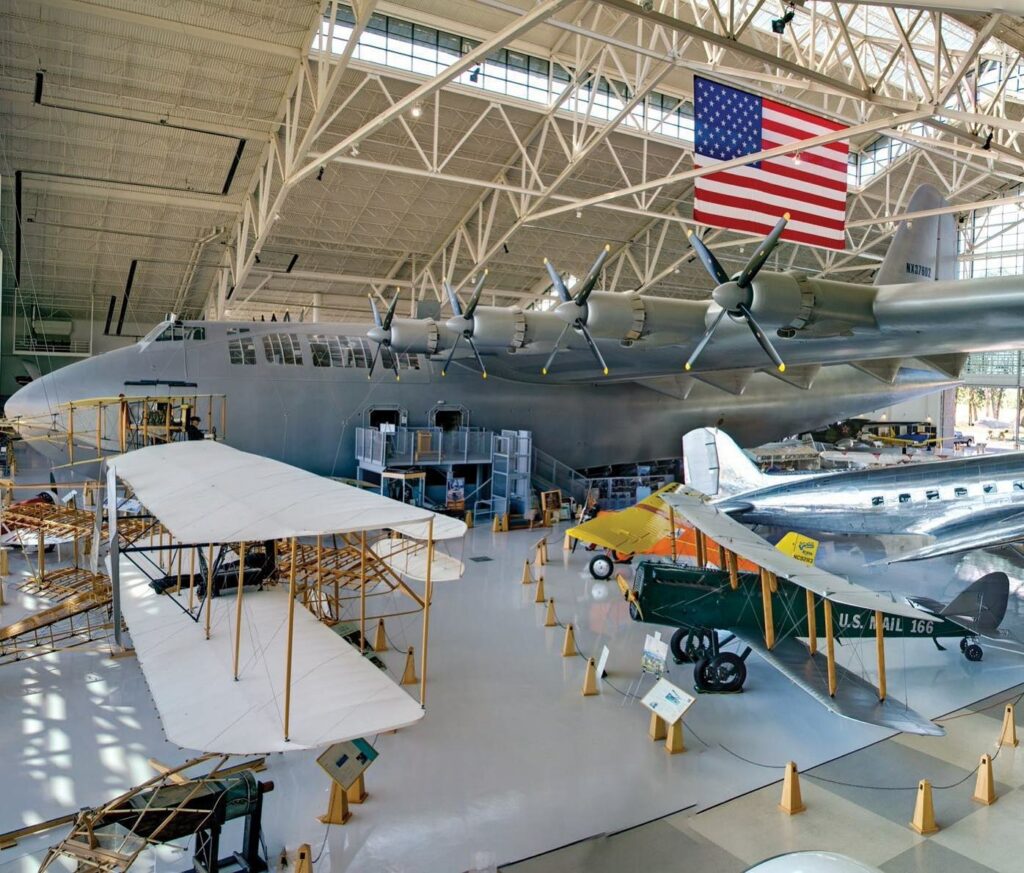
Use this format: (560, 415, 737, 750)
(619, 486, 1010, 736)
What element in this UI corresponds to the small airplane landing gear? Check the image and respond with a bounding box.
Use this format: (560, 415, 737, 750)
(695, 651, 748, 693)
(588, 554, 614, 580)
(672, 626, 752, 693)
(960, 636, 984, 661)
(670, 627, 714, 663)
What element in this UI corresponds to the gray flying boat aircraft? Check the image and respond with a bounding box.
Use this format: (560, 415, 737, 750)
(4, 185, 1021, 478)
(685, 427, 1024, 563)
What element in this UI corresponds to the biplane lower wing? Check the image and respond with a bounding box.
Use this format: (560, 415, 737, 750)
(734, 631, 944, 736)
(662, 487, 936, 622)
(371, 537, 464, 582)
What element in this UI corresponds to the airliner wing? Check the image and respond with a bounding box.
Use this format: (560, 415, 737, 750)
(662, 486, 935, 621)
(890, 513, 1024, 562)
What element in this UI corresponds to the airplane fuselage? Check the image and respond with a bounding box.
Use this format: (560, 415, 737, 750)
(718, 453, 1024, 539)
(4, 320, 953, 478)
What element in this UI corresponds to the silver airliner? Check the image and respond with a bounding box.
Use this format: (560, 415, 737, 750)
(686, 428, 1024, 562)
(5, 184, 1024, 479)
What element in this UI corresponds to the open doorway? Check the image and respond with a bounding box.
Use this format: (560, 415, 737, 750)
(368, 407, 405, 429)
(432, 406, 466, 431)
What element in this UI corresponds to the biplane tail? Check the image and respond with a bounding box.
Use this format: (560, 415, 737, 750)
(683, 428, 770, 497)
(909, 572, 1010, 635)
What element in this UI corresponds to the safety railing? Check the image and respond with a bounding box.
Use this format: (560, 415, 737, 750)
(355, 427, 496, 470)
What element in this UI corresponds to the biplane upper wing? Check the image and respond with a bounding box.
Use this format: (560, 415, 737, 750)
(662, 487, 935, 622)
(566, 483, 683, 554)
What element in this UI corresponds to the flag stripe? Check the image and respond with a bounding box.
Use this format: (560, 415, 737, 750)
(697, 158, 848, 197)
(694, 185, 846, 232)
(694, 207, 844, 249)
(759, 159, 848, 193)
(761, 116, 849, 156)
(761, 140, 848, 177)
(763, 98, 847, 133)
(695, 170, 846, 216)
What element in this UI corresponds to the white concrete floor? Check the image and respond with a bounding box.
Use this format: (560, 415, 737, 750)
(4, 450, 1024, 872)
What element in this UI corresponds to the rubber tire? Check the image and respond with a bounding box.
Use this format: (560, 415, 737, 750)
(705, 652, 747, 692)
(959, 637, 968, 653)
(671, 628, 714, 664)
(589, 554, 614, 580)
(964, 643, 984, 662)
(694, 656, 717, 692)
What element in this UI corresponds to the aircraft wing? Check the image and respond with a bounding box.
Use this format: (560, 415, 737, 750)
(662, 487, 935, 622)
(731, 630, 943, 736)
(566, 483, 682, 553)
(891, 514, 1024, 563)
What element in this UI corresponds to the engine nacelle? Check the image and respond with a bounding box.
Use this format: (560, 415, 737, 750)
(468, 307, 528, 349)
(726, 271, 878, 335)
(583, 291, 710, 347)
(388, 318, 448, 354)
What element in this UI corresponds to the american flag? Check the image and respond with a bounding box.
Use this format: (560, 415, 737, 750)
(693, 76, 849, 250)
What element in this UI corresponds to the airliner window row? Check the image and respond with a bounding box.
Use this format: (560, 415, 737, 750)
(871, 481, 1024, 506)
(228, 333, 420, 370)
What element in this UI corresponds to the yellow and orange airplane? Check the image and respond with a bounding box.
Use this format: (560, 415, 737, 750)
(568, 483, 816, 578)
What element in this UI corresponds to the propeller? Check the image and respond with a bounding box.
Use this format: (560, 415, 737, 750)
(683, 214, 790, 374)
(366, 291, 402, 380)
(441, 271, 489, 378)
(541, 244, 611, 376)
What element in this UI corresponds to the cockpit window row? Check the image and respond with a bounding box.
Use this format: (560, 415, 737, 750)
(228, 333, 420, 370)
(155, 324, 206, 341)
(871, 481, 1024, 506)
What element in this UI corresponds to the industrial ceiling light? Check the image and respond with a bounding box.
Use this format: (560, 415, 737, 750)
(316, 165, 325, 181)
(576, 209, 582, 219)
(772, 4, 795, 34)
(410, 102, 423, 118)
(983, 129, 994, 151)
(350, 145, 360, 157)
(469, 66, 481, 83)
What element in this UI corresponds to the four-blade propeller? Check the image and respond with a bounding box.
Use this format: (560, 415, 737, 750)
(442, 271, 489, 378)
(367, 292, 402, 380)
(684, 213, 790, 374)
(541, 244, 611, 376)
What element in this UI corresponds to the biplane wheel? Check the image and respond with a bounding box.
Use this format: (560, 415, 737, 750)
(589, 554, 614, 580)
(959, 637, 968, 653)
(964, 643, 984, 662)
(671, 628, 713, 663)
(706, 652, 746, 692)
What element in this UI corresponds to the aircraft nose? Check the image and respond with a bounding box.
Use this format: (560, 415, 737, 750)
(5, 376, 54, 429)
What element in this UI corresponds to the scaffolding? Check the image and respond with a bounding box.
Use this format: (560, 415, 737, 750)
(7, 393, 227, 469)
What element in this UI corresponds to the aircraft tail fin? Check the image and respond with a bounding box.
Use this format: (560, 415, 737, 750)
(874, 184, 957, 286)
(682, 428, 769, 497)
(940, 572, 1009, 633)
(776, 531, 819, 566)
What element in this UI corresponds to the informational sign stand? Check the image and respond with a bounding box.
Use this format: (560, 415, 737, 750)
(641, 678, 696, 755)
(317, 739, 378, 824)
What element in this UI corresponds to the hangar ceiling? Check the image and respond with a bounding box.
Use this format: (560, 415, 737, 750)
(3, 0, 1024, 333)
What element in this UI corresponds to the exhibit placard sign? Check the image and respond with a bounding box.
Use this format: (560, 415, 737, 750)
(640, 678, 695, 725)
(316, 738, 379, 789)
(596, 645, 611, 681)
(641, 632, 669, 676)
